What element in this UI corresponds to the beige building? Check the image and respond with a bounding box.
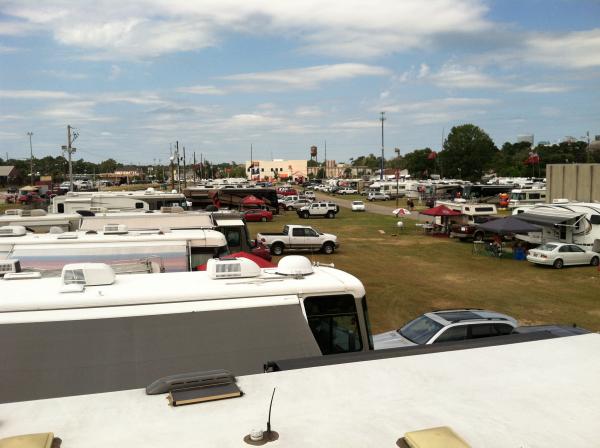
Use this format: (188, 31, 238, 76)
(546, 163, 600, 202)
(246, 159, 307, 181)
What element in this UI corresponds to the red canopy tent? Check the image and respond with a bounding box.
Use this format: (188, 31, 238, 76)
(195, 252, 277, 271)
(420, 204, 462, 216)
(241, 195, 265, 207)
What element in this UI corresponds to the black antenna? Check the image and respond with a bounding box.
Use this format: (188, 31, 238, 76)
(266, 387, 276, 435)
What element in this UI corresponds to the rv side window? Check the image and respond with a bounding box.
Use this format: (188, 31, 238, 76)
(529, 193, 540, 200)
(135, 202, 144, 209)
(303, 295, 362, 355)
(57, 203, 64, 213)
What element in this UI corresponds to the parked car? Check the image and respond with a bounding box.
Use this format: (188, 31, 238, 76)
(351, 201, 366, 212)
(526, 243, 600, 269)
(373, 309, 517, 349)
(304, 191, 316, 200)
(243, 209, 273, 222)
(367, 192, 390, 201)
(257, 224, 338, 255)
(284, 199, 312, 211)
(337, 187, 358, 195)
(297, 202, 339, 219)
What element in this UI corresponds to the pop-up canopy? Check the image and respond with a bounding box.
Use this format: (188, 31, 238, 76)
(420, 204, 462, 216)
(241, 195, 265, 206)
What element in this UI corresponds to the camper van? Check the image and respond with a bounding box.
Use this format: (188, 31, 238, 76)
(0, 226, 228, 275)
(0, 256, 371, 403)
(51, 189, 187, 214)
(508, 188, 547, 209)
(513, 201, 600, 251)
(436, 200, 498, 240)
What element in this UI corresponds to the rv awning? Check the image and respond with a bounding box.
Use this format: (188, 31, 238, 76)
(215, 219, 245, 227)
(516, 212, 583, 227)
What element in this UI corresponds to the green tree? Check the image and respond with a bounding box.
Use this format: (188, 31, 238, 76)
(403, 148, 436, 178)
(439, 124, 497, 180)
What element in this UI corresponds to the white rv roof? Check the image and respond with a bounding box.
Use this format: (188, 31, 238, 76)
(0, 264, 365, 317)
(0, 228, 225, 247)
(0, 333, 598, 447)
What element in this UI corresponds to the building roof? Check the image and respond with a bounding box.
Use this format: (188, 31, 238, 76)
(0, 333, 598, 446)
(0, 165, 15, 177)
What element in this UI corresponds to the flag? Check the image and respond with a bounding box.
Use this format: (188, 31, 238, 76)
(427, 151, 437, 160)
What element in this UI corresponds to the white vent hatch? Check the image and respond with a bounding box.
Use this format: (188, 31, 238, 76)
(0, 225, 27, 237)
(277, 256, 314, 276)
(206, 257, 261, 279)
(61, 263, 116, 287)
(160, 206, 184, 213)
(3, 209, 23, 216)
(103, 224, 128, 234)
(4, 271, 41, 280)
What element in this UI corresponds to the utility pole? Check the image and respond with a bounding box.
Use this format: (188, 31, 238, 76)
(27, 131, 34, 185)
(395, 148, 401, 207)
(324, 139, 327, 179)
(62, 125, 77, 191)
(175, 141, 181, 192)
(250, 143, 253, 181)
(200, 153, 204, 179)
(380, 112, 386, 181)
(193, 152, 197, 184)
(183, 146, 187, 188)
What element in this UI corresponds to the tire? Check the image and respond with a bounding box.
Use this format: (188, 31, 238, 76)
(271, 243, 284, 256)
(321, 242, 335, 254)
(591, 256, 599, 266)
(302, 211, 309, 219)
(553, 258, 564, 269)
(260, 217, 267, 222)
(287, 206, 294, 211)
(473, 232, 484, 242)
(326, 211, 334, 219)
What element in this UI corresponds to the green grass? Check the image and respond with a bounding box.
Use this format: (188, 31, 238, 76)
(248, 207, 600, 333)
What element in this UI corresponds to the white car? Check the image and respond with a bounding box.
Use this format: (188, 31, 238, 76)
(527, 243, 600, 269)
(351, 201, 365, 212)
(367, 192, 390, 201)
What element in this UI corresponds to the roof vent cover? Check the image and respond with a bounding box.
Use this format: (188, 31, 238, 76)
(277, 256, 314, 276)
(0, 259, 21, 275)
(61, 263, 116, 286)
(0, 225, 27, 237)
(206, 257, 261, 279)
(103, 224, 128, 234)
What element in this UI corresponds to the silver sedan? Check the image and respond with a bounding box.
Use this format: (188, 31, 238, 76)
(527, 243, 600, 269)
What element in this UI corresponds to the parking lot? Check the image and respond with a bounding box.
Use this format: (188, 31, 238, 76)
(248, 200, 600, 333)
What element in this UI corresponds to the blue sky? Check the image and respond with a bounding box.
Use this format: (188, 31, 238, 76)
(1, 0, 599, 165)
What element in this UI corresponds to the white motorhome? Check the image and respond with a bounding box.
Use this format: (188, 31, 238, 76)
(0, 226, 228, 275)
(508, 188, 547, 209)
(0, 256, 371, 404)
(513, 201, 600, 251)
(51, 188, 187, 214)
(367, 180, 407, 198)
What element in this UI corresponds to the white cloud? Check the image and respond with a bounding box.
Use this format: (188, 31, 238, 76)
(0, 0, 492, 59)
(0, 89, 75, 99)
(177, 85, 227, 95)
(41, 69, 87, 80)
(332, 120, 378, 130)
(417, 64, 430, 79)
(512, 83, 571, 93)
(294, 106, 324, 117)
(222, 63, 390, 91)
(0, 44, 19, 53)
(426, 64, 506, 89)
(525, 29, 600, 68)
(379, 97, 496, 124)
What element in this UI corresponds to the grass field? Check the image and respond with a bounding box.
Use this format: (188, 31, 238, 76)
(248, 207, 600, 333)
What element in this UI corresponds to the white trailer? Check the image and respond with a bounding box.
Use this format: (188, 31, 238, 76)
(0, 226, 228, 275)
(0, 256, 371, 404)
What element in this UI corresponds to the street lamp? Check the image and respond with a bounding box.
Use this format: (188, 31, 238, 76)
(394, 149, 401, 205)
(27, 132, 34, 185)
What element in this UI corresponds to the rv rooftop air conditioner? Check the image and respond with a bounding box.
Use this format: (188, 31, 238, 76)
(206, 257, 261, 279)
(553, 198, 570, 204)
(0, 259, 21, 276)
(145, 187, 155, 194)
(103, 224, 128, 234)
(4, 209, 23, 216)
(61, 263, 116, 287)
(0, 225, 27, 237)
(276, 256, 314, 276)
(18, 209, 47, 217)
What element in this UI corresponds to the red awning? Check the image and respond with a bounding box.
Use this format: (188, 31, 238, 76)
(195, 252, 277, 271)
(420, 204, 462, 216)
(241, 195, 265, 206)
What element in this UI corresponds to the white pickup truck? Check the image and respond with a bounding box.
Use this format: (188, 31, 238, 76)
(257, 224, 339, 255)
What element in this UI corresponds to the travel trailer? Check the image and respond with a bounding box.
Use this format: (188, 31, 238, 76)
(513, 201, 600, 251)
(183, 186, 279, 213)
(51, 188, 187, 214)
(366, 180, 407, 198)
(508, 188, 547, 209)
(0, 226, 228, 275)
(0, 209, 258, 256)
(0, 256, 371, 403)
(436, 200, 498, 240)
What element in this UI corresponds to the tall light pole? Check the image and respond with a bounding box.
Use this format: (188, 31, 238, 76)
(27, 132, 34, 185)
(395, 147, 400, 207)
(380, 112, 386, 180)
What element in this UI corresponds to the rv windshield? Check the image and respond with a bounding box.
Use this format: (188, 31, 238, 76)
(399, 315, 443, 344)
(538, 243, 558, 251)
